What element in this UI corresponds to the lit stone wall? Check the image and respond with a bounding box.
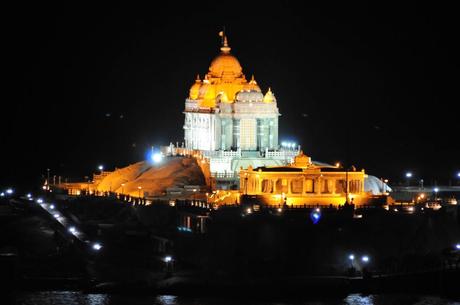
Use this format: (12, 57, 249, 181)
(240, 166, 368, 206)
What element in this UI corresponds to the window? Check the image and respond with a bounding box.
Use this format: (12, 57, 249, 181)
(275, 179, 288, 194)
(349, 180, 362, 193)
(261, 179, 273, 193)
(321, 179, 332, 194)
(290, 178, 303, 194)
(335, 180, 346, 194)
(305, 179, 314, 193)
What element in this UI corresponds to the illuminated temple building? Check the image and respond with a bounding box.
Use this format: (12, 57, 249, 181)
(59, 33, 391, 204)
(240, 151, 377, 206)
(181, 34, 298, 178)
(178, 33, 389, 203)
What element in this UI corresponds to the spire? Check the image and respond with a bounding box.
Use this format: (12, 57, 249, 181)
(195, 74, 201, 82)
(218, 29, 231, 53)
(249, 74, 257, 84)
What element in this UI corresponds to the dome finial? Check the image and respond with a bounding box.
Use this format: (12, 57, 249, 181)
(218, 29, 231, 53)
(196, 74, 201, 81)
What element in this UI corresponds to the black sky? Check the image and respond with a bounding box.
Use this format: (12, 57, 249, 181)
(3, 1, 459, 190)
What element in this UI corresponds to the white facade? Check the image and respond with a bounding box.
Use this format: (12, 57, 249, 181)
(181, 35, 293, 179)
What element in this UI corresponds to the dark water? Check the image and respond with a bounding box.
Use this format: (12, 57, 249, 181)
(12, 292, 460, 305)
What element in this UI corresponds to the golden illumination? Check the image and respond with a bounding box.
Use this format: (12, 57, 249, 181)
(263, 87, 276, 103)
(189, 74, 201, 99)
(187, 32, 276, 107)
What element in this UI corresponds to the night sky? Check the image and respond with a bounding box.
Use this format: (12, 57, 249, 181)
(4, 1, 459, 190)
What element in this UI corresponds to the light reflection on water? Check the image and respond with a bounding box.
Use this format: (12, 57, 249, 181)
(13, 292, 460, 305)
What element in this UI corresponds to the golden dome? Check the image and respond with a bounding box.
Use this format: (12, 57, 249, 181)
(208, 36, 243, 78)
(189, 74, 201, 100)
(198, 77, 216, 107)
(209, 54, 243, 78)
(263, 87, 276, 103)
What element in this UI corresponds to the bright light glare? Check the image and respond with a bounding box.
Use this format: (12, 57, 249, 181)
(98, 165, 104, 171)
(6, 188, 13, 194)
(37, 198, 43, 203)
(92, 243, 102, 251)
(27, 193, 32, 198)
(68, 227, 77, 234)
(457, 172, 460, 178)
(246, 208, 252, 214)
(455, 244, 460, 250)
(49, 204, 55, 209)
(0, 192, 4, 197)
(434, 187, 439, 193)
(405, 172, 412, 178)
(310, 211, 321, 224)
(348, 254, 355, 260)
(164, 255, 172, 263)
(152, 152, 163, 163)
(362, 255, 370, 263)
(277, 208, 282, 213)
(53, 213, 60, 218)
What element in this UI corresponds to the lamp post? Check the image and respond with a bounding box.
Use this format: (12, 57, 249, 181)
(348, 254, 355, 268)
(405, 172, 412, 187)
(138, 186, 142, 198)
(433, 187, 439, 200)
(361, 255, 370, 279)
(345, 167, 349, 204)
(121, 183, 125, 194)
(244, 173, 248, 195)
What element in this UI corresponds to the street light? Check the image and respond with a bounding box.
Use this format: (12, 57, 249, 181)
(138, 186, 142, 198)
(433, 187, 439, 200)
(92, 243, 102, 251)
(361, 255, 370, 263)
(405, 172, 412, 186)
(164, 255, 173, 272)
(98, 165, 104, 172)
(121, 183, 125, 194)
(348, 254, 355, 268)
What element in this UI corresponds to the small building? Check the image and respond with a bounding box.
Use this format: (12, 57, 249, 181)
(239, 151, 383, 207)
